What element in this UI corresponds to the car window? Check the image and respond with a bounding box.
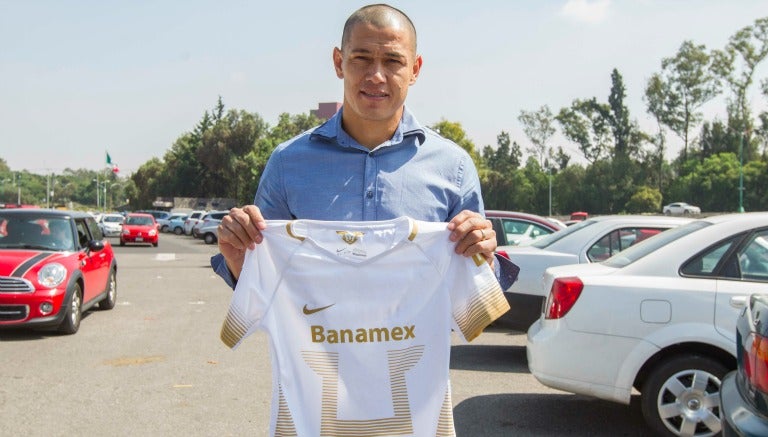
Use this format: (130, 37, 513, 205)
(85, 217, 104, 241)
(737, 231, 768, 281)
(127, 216, 154, 226)
(587, 227, 668, 262)
(603, 220, 712, 268)
(75, 219, 90, 248)
(681, 239, 736, 277)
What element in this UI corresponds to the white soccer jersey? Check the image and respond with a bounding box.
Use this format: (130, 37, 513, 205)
(221, 217, 509, 437)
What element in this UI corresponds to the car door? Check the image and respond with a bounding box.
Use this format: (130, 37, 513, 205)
(75, 217, 110, 303)
(714, 229, 768, 342)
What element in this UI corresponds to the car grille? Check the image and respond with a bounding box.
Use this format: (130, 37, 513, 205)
(0, 276, 34, 293)
(0, 305, 28, 321)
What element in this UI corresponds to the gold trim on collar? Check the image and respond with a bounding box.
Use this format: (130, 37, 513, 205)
(408, 219, 418, 241)
(286, 222, 305, 241)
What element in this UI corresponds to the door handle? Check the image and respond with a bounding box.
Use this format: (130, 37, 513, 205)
(730, 295, 748, 308)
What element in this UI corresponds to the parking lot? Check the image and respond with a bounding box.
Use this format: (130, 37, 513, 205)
(0, 233, 655, 436)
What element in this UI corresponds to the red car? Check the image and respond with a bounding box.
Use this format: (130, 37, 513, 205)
(0, 209, 117, 334)
(120, 213, 159, 247)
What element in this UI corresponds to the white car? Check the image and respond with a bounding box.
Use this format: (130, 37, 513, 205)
(192, 210, 228, 238)
(527, 212, 768, 437)
(182, 210, 207, 236)
(98, 213, 125, 237)
(495, 215, 692, 331)
(663, 202, 701, 216)
(197, 222, 220, 245)
(156, 212, 188, 233)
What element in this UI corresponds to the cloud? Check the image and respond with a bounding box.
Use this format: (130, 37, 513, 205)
(560, 0, 611, 24)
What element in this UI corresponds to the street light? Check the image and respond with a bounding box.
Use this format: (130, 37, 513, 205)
(738, 132, 745, 213)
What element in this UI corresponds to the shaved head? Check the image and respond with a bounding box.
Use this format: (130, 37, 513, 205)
(341, 4, 417, 53)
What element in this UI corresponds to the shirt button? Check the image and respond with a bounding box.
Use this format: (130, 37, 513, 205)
(366, 191, 374, 199)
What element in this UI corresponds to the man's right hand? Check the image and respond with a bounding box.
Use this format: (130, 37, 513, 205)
(217, 205, 268, 280)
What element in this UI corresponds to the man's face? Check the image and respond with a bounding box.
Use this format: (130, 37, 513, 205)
(333, 21, 422, 128)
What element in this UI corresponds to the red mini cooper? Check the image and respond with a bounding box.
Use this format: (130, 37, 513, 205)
(120, 213, 159, 247)
(0, 209, 117, 334)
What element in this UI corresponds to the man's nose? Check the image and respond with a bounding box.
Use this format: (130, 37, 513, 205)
(366, 62, 386, 83)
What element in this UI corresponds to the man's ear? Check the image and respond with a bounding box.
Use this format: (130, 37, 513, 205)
(333, 47, 344, 79)
(410, 54, 423, 85)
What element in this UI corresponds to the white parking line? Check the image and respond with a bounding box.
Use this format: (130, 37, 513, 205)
(153, 253, 176, 261)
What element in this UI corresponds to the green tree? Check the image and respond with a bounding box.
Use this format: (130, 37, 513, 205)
(712, 17, 768, 161)
(646, 41, 721, 160)
(518, 105, 556, 168)
(556, 98, 612, 163)
(626, 186, 663, 213)
(430, 119, 482, 169)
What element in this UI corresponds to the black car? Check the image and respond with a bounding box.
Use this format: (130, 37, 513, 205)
(721, 293, 768, 436)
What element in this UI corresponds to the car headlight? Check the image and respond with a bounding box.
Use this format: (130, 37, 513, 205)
(149, 229, 157, 236)
(122, 229, 130, 235)
(38, 263, 67, 288)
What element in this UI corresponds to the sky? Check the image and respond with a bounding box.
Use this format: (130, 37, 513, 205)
(1, 0, 767, 176)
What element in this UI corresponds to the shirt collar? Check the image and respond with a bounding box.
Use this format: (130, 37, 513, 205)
(311, 106, 426, 148)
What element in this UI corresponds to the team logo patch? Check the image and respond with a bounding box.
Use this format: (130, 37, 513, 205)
(336, 230, 364, 245)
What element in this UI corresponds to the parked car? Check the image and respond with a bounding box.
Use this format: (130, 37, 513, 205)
(120, 213, 159, 247)
(564, 211, 589, 226)
(98, 213, 124, 237)
(192, 210, 228, 238)
(486, 210, 564, 247)
(197, 221, 220, 244)
(0, 209, 117, 334)
(720, 293, 768, 436)
(663, 202, 701, 216)
(527, 212, 768, 437)
(159, 213, 188, 234)
(496, 215, 692, 331)
(183, 210, 207, 236)
(136, 210, 171, 230)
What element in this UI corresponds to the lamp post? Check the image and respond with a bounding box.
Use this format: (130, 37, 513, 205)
(738, 132, 745, 213)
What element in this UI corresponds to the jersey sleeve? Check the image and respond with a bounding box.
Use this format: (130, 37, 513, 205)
(447, 254, 510, 342)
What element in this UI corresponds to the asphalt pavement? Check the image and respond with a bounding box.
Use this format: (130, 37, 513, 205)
(0, 233, 654, 436)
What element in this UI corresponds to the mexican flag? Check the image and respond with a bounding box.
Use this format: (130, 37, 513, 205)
(106, 152, 113, 165)
(106, 152, 119, 173)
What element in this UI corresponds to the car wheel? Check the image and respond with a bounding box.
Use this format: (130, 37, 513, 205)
(120, 239, 125, 246)
(98, 268, 117, 310)
(58, 282, 82, 335)
(664, 210, 671, 216)
(173, 227, 183, 235)
(152, 241, 158, 247)
(204, 233, 217, 244)
(161, 225, 169, 232)
(641, 354, 727, 437)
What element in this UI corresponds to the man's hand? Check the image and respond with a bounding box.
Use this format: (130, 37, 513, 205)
(447, 210, 496, 267)
(217, 205, 268, 280)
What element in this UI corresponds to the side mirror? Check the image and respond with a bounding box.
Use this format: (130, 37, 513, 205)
(88, 240, 105, 252)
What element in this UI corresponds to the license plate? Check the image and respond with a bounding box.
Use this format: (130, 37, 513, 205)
(136, 237, 143, 242)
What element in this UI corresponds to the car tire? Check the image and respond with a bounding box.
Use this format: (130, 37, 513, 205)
(58, 282, 82, 335)
(152, 241, 158, 247)
(161, 225, 169, 232)
(664, 210, 671, 216)
(640, 354, 728, 437)
(173, 227, 183, 235)
(98, 268, 117, 310)
(120, 239, 125, 247)
(204, 233, 217, 244)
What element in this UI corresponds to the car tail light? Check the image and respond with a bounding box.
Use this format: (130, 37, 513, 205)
(745, 332, 768, 394)
(545, 277, 583, 319)
(495, 250, 510, 260)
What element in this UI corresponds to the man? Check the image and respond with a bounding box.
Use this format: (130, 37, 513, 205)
(212, 4, 516, 287)
(211, 5, 516, 436)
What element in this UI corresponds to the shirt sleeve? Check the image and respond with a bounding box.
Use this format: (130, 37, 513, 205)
(447, 253, 510, 342)
(210, 253, 237, 289)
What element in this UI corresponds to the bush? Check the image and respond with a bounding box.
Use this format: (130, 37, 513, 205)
(626, 186, 662, 213)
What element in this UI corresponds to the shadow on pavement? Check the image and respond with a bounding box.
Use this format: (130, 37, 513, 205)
(454, 393, 652, 436)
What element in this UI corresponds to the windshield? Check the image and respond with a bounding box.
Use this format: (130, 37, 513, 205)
(126, 216, 154, 226)
(529, 219, 597, 249)
(0, 216, 75, 251)
(602, 220, 712, 268)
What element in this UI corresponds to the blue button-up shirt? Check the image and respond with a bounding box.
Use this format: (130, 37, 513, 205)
(256, 106, 482, 222)
(211, 106, 518, 289)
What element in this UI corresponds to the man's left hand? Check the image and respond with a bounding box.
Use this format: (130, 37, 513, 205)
(447, 210, 496, 266)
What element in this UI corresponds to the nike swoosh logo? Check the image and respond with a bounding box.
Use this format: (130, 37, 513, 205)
(302, 303, 335, 315)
